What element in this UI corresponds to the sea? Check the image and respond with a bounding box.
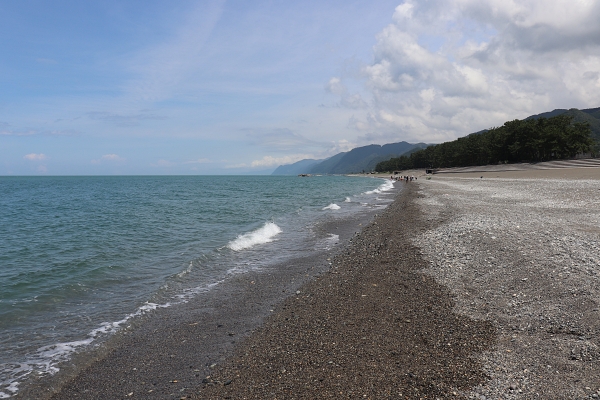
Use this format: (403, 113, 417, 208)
(0, 175, 397, 398)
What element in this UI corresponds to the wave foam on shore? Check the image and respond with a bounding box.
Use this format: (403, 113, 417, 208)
(227, 222, 282, 251)
(364, 179, 394, 194)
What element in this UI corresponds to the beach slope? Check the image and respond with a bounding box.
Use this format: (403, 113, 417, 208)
(412, 172, 600, 399)
(47, 168, 600, 399)
(197, 184, 495, 399)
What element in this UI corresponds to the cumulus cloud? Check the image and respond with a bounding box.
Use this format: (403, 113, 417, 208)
(327, 139, 358, 154)
(24, 153, 47, 161)
(332, 0, 600, 143)
(325, 77, 367, 109)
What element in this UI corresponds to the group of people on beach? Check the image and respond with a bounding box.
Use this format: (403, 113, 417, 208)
(391, 175, 416, 182)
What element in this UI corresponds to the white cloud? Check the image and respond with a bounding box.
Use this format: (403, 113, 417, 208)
(330, 0, 600, 143)
(101, 154, 123, 161)
(325, 77, 345, 96)
(92, 154, 125, 164)
(24, 153, 47, 161)
(325, 77, 367, 109)
(329, 139, 357, 153)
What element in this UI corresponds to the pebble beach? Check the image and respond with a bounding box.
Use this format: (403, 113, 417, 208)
(416, 171, 600, 399)
(44, 167, 600, 399)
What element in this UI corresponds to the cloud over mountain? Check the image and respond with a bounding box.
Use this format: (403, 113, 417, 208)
(331, 0, 600, 144)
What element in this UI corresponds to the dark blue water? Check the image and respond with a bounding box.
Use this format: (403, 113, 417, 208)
(0, 175, 395, 397)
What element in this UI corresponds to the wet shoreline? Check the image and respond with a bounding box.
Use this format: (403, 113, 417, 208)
(19, 186, 393, 400)
(195, 183, 495, 399)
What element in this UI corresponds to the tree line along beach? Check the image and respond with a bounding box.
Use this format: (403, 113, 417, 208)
(24, 165, 598, 399)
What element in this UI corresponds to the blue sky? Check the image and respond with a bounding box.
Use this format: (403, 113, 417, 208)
(2, 0, 600, 175)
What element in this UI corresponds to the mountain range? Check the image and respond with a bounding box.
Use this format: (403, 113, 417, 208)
(526, 107, 600, 141)
(272, 107, 600, 175)
(272, 142, 428, 175)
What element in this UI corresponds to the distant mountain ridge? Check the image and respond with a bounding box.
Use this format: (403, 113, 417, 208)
(272, 106, 600, 176)
(272, 141, 427, 175)
(526, 107, 600, 141)
(271, 159, 324, 175)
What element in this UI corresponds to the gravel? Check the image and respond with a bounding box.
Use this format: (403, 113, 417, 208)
(43, 175, 600, 400)
(196, 184, 495, 399)
(415, 176, 600, 399)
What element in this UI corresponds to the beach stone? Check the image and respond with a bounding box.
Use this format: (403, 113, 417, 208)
(413, 175, 600, 399)
(194, 184, 494, 399)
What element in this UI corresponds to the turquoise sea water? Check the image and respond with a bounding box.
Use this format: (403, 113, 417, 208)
(0, 175, 396, 397)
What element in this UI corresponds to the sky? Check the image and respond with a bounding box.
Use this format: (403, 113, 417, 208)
(2, 0, 600, 175)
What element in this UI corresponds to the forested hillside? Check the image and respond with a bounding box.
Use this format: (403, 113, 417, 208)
(527, 107, 600, 142)
(309, 142, 420, 174)
(376, 114, 597, 172)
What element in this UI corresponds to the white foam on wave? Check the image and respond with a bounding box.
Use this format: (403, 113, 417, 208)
(344, 197, 351, 203)
(227, 222, 282, 251)
(174, 281, 223, 302)
(40, 301, 170, 359)
(0, 381, 19, 398)
(364, 179, 394, 195)
(321, 233, 339, 250)
(3, 238, 276, 397)
(177, 261, 194, 278)
(322, 203, 341, 210)
(0, 300, 173, 398)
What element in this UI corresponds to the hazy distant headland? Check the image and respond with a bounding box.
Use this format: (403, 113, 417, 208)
(271, 141, 429, 175)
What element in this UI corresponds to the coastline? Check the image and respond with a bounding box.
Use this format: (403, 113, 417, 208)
(196, 167, 600, 399)
(23, 183, 394, 400)
(25, 167, 600, 399)
(196, 183, 495, 399)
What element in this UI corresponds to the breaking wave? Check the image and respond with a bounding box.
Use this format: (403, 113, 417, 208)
(364, 179, 394, 194)
(227, 222, 282, 251)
